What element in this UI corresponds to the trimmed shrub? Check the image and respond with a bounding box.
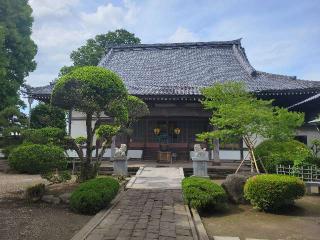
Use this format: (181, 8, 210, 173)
(25, 183, 46, 202)
(222, 174, 249, 204)
(304, 155, 320, 167)
(70, 177, 120, 215)
(22, 127, 65, 145)
(255, 139, 312, 173)
(8, 144, 67, 174)
(182, 176, 227, 211)
(244, 174, 305, 212)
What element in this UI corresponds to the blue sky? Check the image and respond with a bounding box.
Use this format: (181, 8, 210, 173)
(27, 0, 320, 87)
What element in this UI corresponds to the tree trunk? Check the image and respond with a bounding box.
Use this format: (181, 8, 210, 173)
(212, 138, 220, 164)
(111, 136, 116, 160)
(80, 113, 95, 181)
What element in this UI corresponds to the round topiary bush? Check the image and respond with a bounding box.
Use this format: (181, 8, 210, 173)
(182, 176, 227, 211)
(255, 139, 312, 173)
(70, 177, 120, 215)
(244, 174, 305, 212)
(8, 144, 67, 174)
(221, 174, 249, 204)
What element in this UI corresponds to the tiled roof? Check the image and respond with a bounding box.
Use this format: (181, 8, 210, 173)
(30, 39, 320, 97)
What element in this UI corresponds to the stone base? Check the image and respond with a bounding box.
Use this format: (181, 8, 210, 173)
(192, 158, 209, 178)
(113, 156, 128, 176)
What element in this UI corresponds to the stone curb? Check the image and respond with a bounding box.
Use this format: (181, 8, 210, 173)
(70, 190, 126, 240)
(190, 207, 210, 240)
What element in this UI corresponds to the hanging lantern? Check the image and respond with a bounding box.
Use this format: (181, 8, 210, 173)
(174, 127, 181, 135)
(153, 127, 160, 135)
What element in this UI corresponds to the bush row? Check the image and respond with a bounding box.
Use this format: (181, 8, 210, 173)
(255, 139, 312, 173)
(182, 176, 227, 211)
(244, 174, 305, 212)
(70, 177, 120, 215)
(9, 144, 67, 174)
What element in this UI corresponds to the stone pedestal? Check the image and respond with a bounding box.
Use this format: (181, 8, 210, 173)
(113, 156, 128, 176)
(192, 157, 209, 177)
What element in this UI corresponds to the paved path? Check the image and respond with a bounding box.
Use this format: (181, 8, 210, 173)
(78, 167, 198, 240)
(126, 167, 184, 189)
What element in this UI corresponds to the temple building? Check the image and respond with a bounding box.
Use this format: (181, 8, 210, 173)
(28, 39, 320, 161)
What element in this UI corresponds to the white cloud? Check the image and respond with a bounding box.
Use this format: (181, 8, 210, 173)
(32, 26, 89, 49)
(167, 27, 199, 43)
(80, 1, 139, 31)
(29, 0, 80, 18)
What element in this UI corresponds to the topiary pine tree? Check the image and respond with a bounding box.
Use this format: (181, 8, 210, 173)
(51, 66, 128, 181)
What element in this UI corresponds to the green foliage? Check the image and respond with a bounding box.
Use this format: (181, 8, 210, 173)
(127, 95, 149, 127)
(182, 177, 227, 211)
(304, 155, 320, 167)
(0, 106, 27, 137)
(8, 144, 67, 174)
(52, 66, 128, 114)
(244, 174, 305, 212)
(42, 170, 71, 184)
(69, 29, 140, 67)
(70, 177, 120, 215)
(0, 0, 37, 110)
(96, 125, 120, 140)
(198, 82, 304, 144)
(75, 136, 86, 145)
(2, 144, 19, 158)
(255, 139, 312, 173)
(22, 127, 65, 145)
(30, 103, 66, 130)
(311, 139, 320, 156)
(25, 183, 46, 202)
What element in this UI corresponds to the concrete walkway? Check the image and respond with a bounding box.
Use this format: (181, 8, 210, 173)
(126, 167, 184, 189)
(74, 167, 199, 240)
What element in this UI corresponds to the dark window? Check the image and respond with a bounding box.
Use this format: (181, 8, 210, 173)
(295, 135, 308, 145)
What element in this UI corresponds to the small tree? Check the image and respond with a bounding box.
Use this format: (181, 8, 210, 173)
(51, 66, 128, 181)
(197, 82, 304, 173)
(122, 95, 149, 146)
(30, 103, 66, 130)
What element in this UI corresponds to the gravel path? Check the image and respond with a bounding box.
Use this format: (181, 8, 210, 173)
(0, 172, 47, 197)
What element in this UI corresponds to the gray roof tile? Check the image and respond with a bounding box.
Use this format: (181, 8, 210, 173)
(30, 40, 320, 97)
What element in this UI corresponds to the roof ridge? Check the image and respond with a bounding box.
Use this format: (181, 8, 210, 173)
(256, 71, 300, 80)
(104, 39, 242, 50)
(232, 44, 256, 76)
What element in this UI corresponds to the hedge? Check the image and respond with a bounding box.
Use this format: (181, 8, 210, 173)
(182, 176, 227, 211)
(244, 174, 305, 212)
(8, 144, 67, 174)
(22, 127, 65, 145)
(255, 139, 312, 173)
(70, 177, 120, 215)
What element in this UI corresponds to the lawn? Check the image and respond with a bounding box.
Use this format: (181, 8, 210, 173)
(202, 182, 320, 240)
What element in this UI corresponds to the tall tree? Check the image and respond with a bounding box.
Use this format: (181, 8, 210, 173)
(0, 0, 37, 110)
(197, 82, 304, 173)
(52, 66, 129, 181)
(59, 29, 140, 76)
(30, 103, 66, 130)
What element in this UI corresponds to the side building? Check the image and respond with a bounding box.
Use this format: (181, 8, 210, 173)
(29, 39, 320, 161)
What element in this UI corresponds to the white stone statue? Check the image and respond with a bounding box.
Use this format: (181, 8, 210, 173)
(114, 144, 127, 158)
(194, 144, 206, 158)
